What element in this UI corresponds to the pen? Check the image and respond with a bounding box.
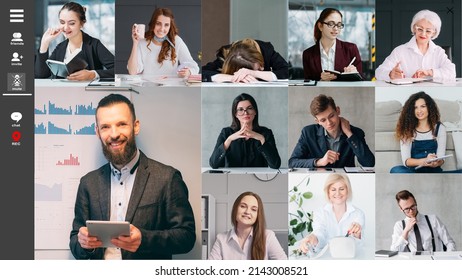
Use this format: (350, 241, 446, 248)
(347, 57, 356, 67)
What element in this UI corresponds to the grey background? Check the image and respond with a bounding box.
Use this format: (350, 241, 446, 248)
(115, 0, 201, 74)
(288, 87, 376, 161)
(376, 0, 462, 77)
(375, 174, 462, 251)
(201, 0, 288, 67)
(202, 173, 289, 257)
(202, 87, 289, 168)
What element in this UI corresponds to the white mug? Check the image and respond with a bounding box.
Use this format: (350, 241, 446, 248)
(134, 23, 145, 39)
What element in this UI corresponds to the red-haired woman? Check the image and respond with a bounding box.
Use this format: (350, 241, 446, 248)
(208, 192, 287, 260)
(127, 8, 198, 77)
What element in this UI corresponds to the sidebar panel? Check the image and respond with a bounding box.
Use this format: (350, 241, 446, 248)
(0, 1, 34, 259)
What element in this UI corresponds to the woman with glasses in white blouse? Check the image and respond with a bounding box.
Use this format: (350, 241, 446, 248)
(375, 10, 456, 81)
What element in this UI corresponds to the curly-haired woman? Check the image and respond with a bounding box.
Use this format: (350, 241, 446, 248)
(390, 92, 446, 173)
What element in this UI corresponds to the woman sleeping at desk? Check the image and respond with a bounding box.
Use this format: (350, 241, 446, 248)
(202, 38, 289, 83)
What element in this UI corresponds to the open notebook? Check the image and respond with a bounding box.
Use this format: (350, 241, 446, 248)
(46, 49, 88, 78)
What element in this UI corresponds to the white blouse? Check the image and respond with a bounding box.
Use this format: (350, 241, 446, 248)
(132, 35, 199, 76)
(375, 36, 456, 81)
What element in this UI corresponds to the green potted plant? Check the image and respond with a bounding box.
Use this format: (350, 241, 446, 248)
(288, 175, 313, 257)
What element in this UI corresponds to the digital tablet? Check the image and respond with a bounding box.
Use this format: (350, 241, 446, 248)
(86, 220, 130, 247)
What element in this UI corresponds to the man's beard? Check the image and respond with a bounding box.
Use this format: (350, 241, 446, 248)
(101, 133, 137, 166)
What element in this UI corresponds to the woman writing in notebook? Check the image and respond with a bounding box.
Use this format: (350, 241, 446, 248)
(35, 2, 114, 80)
(299, 174, 364, 255)
(127, 8, 199, 77)
(375, 10, 455, 81)
(390, 92, 447, 173)
(208, 191, 287, 260)
(302, 8, 363, 81)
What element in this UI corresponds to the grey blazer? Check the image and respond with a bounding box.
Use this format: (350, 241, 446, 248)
(69, 151, 196, 259)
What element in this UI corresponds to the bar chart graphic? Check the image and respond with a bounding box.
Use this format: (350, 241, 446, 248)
(56, 153, 80, 166)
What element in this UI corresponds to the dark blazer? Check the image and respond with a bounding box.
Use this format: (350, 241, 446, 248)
(35, 31, 114, 79)
(69, 152, 196, 259)
(202, 40, 289, 82)
(289, 124, 375, 168)
(209, 126, 281, 169)
(302, 39, 363, 81)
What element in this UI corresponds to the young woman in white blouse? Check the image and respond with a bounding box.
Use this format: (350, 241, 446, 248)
(375, 9, 455, 81)
(127, 7, 199, 77)
(208, 191, 287, 260)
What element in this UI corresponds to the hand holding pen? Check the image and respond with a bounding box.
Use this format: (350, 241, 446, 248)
(343, 57, 357, 73)
(389, 62, 405, 79)
(177, 67, 191, 78)
(346, 222, 362, 239)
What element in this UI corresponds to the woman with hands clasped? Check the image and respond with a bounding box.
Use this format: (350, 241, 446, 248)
(375, 10, 456, 81)
(302, 8, 363, 81)
(299, 174, 364, 255)
(390, 92, 450, 173)
(35, 1, 114, 80)
(127, 8, 199, 77)
(209, 93, 281, 169)
(208, 192, 287, 260)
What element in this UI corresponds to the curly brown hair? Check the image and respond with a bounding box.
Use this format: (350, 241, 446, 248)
(395, 91, 440, 142)
(145, 8, 178, 65)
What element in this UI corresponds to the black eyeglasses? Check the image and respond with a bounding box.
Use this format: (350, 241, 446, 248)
(322, 21, 345, 29)
(236, 107, 255, 116)
(402, 204, 417, 214)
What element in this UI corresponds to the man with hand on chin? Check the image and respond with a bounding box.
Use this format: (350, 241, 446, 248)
(289, 94, 374, 168)
(391, 190, 455, 252)
(69, 93, 195, 259)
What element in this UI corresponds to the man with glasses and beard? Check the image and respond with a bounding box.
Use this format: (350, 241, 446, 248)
(69, 93, 195, 259)
(390, 190, 455, 252)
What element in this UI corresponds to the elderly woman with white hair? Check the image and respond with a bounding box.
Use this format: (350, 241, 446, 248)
(375, 9, 456, 81)
(299, 174, 364, 255)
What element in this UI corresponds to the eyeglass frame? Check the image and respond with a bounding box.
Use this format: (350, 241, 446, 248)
(401, 204, 418, 214)
(321, 21, 345, 29)
(414, 25, 435, 36)
(236, 106, 256, 116)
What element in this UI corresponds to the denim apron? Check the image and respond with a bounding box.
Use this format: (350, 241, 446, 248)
(410, 123, 442, 173)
